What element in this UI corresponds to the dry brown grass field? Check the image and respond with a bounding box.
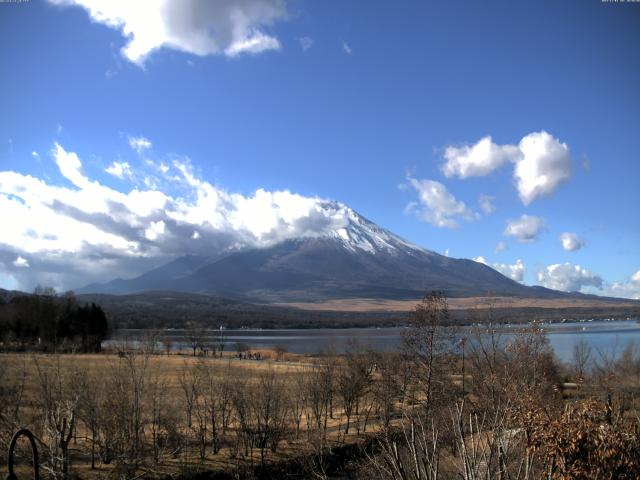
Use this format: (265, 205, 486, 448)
(3, 298, 640, 480)
(274, 295, 640, 312)
(0, 349, 395, 480)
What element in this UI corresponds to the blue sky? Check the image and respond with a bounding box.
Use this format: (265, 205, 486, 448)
(1, 0, 639, 297)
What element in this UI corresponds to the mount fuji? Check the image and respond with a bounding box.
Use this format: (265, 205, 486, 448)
(78, 203, 575, 303)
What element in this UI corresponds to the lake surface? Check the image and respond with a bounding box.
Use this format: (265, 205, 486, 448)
(106, 319, 640, 363)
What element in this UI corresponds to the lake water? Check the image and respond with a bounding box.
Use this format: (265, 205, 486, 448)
(106, 319, 640, 363)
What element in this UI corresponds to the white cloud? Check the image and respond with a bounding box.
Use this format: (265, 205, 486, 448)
(406, 177, 475, 228)
(145, 220, 166, 241)
(224, 30, 281, 57)
(478, 194, 495, 214)
(495, 241, 507, 253)
(560, 232, 584, 252)
(0, 142, 356, 290)
(493, 259, 525, 282)
(128, 136, 152, 153)
(473, 256, 525, 282)
(442, 136, 520, 178)
(515, 131, 571, 205)
(53, 142, 90, 188)
(32, 151, 40, 160)
(504, 214, 545, 243)
(48, 0, 287, 66)
(13, 256, 29, 268)
(105, 161, 133, 179)
(537, 263, 602, 292)
(299, 36, 314, 51)
(342, 41, 352, 55)
(440, 131, 572, 205)
(588, 270, 640, 300)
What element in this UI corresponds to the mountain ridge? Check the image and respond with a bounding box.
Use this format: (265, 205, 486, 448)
(76, 204, 609, 303)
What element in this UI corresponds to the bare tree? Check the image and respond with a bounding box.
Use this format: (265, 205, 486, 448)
(214, 327, 226, 358)
(34, 357, 81, 479)
(186, 324, 205, 356)
(337, 341, 374, 434)
(141, 330, 160, 355)
(191, 364, 209, 462)
(147, 367, 179, 464)
(179, 360, 203, 429)
(101, 349, 150, 468)
(289, 372, 308, 439)
(370, 410, 440, 480)
(572, 338, 592, 382)
(467, 296, 513, 415)
(371, 351, 404, 429)
(252, 368, 290, 464)
(77, 370, 102, 469)
(403, 291, 454, 414)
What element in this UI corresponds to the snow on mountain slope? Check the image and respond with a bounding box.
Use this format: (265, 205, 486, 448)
(318, 202, 426, 256)
(78, 203, 580, 302)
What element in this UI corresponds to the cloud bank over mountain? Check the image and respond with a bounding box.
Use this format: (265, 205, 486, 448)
(1, 138, 638, 300)
(0, 141, 352, 290)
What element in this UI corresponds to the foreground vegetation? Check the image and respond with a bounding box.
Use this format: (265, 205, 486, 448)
(1, 292, 640, 479)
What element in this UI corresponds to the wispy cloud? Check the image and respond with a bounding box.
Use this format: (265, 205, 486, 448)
(299, 36, 314, 51)
(405, 177, 476, 228)
(128, 136, 152, 154)
(105, 161, 133, 180)
(478, 194, 495, 214)
(495, 241, 507, 253)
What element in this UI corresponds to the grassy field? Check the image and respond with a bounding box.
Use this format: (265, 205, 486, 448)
(0, 349, 393, 479)
(4, 317, 640, 479)
(275, 295, 640, 312)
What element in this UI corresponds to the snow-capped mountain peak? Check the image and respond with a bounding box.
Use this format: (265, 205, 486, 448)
(319, 202, 427, 255)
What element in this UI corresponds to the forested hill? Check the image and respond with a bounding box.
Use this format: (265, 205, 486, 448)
(0, 288, 109, 351)
(74, 291, 407, 329)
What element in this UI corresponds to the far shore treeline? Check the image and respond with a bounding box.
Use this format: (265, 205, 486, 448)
(0, 287, 109, 352)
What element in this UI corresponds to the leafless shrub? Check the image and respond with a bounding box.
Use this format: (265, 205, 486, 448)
(100, 349, 150, 469)
(572, 339, 592, 382)
(34, 357, 81, 479)
(370, 410, 440, 480)
(147, 367, 179, 464)
(524, 398, 640, 479)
